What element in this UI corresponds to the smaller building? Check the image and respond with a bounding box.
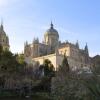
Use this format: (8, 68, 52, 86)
(33, 53, 63, 71)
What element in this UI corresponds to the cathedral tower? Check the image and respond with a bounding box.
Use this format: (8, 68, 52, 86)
(0, 21, 9, 51)
(44, 22, 59, 52)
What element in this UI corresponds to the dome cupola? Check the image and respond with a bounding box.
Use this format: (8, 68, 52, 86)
(44, 22, 59, 38)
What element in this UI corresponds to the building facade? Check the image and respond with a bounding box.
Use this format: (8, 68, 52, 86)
(0, 22, 9, 51)
(24, 22, 91, 70)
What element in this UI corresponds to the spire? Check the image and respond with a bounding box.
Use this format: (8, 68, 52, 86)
(76, 40, 79, 48)
(33, 38, 35, 43)
(25, 41, 28, 46)
(1, 18, 3, 25)
(85, 43, 88, 54)
(85, 43, 88, 49)
(36, 37, 39, 43)
(50, 21, 53, 29)
(0, 18, 4, 30)
(33, 37, 39, 44)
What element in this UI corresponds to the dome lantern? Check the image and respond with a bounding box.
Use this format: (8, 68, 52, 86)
(50, 21, 53, 29)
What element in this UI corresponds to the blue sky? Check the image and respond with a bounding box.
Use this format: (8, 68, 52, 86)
(0, 0, 100, 56)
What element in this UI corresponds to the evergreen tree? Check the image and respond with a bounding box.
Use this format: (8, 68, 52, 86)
(37, 59, 55, 77)
(43, 59, 55, 77)
(59, 54, 70, 73)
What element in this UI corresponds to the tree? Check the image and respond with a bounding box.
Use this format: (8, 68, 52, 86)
(79, 73, 100, 100)
(58, 54, 70, 76)
(32, 59, 55, 93)
(51, 54, 91, 100)
(0, 50, 27, 89)
(16, 54, 25, 65)
(91, 55, 100, 75)
(51, 54, 100, 100)
(0, 45, 3, 53)
(61, 54, 69, 70)
(43, 59, 55, 77)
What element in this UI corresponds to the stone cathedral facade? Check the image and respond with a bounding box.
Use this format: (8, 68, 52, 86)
(24, 22, 91, 70)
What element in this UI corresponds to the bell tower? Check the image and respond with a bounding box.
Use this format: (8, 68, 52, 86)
(0, 20, 10, 51)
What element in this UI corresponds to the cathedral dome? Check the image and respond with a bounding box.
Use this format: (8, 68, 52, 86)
(45, 22, 59, 38)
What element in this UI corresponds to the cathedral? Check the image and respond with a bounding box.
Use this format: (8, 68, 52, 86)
(0, 22, 9, 51)
(24, 22, 91, 70)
